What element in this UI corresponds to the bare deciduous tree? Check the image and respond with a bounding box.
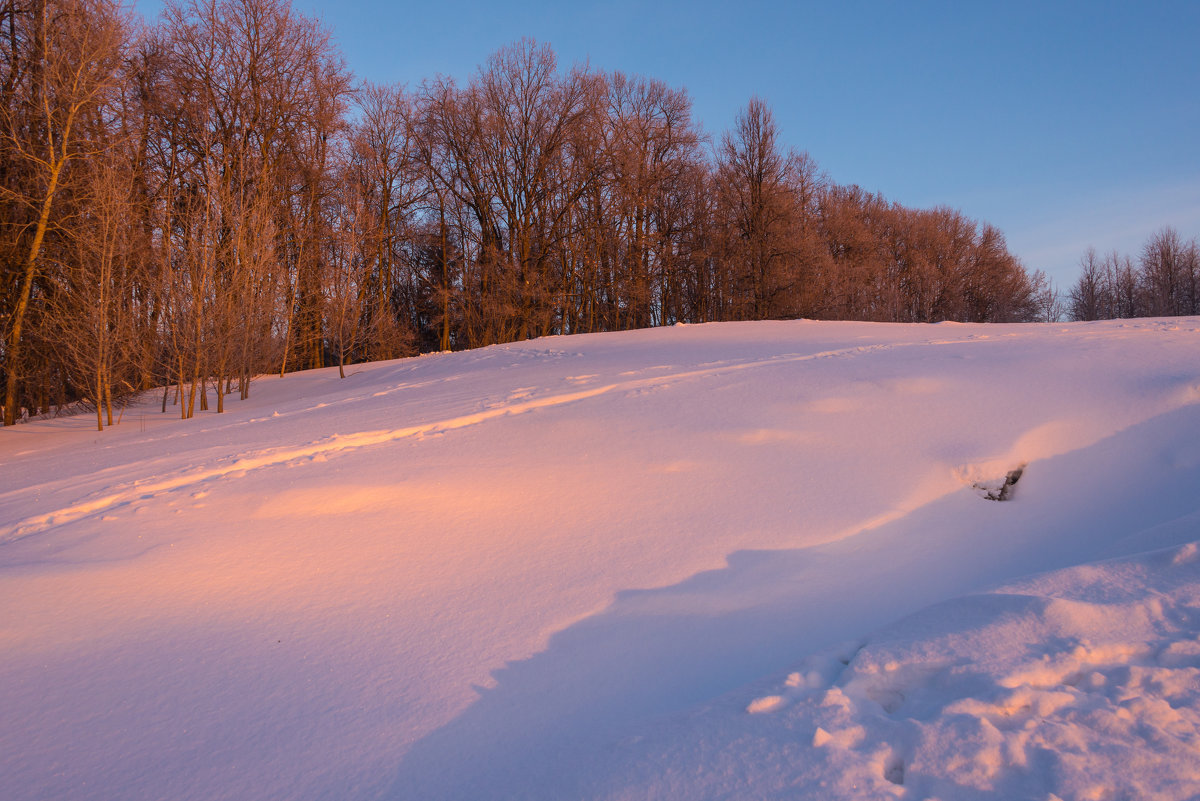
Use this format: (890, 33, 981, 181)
(1, 0, 126, 425)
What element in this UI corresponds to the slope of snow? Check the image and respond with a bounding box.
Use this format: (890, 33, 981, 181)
(2, 318, 1199, 800)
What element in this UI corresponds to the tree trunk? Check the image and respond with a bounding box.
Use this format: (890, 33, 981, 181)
(4, 161, 65, 426)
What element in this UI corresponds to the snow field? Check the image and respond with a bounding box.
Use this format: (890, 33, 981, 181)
(2, 318, 1199, 800)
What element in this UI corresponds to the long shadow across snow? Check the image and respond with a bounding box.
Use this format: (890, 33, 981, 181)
(385, 404, 1200, 801)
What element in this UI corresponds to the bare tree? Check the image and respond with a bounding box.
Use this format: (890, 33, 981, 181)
(154, 0, 351, 400)
(1068, 228, 1200, 323)
(1028, 269, 1063, 323)
(714, 98, 807, 320)
(1068, 247, 1105, 321)
(49, 152, 139, 428)
(346, 81, 425, 358)
(601, 72, 704, 329)
(1141, 226, 1189, 317)
(1, 0, 126, 425)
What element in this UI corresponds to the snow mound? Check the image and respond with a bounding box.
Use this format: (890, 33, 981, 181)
(613, 542, 1200, 800)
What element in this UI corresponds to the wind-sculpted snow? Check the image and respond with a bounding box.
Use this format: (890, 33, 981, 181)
(606, 542, 1200, 800)
(1, 319, 1199, 801)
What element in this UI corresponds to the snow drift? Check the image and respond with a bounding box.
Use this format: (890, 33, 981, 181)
(2, 318, 1199, 800)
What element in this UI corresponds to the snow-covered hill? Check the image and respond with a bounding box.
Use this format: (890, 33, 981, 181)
(3, 319, 1199, 800)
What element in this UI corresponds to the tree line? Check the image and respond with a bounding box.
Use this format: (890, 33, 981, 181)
(1067, 227, 1200, 322)
(1, 0, 1047, 429)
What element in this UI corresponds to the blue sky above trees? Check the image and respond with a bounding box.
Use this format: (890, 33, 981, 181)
(134, 0, 1200, 287)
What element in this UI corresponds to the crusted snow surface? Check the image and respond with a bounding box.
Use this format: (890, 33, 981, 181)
(2, 318, 1200, 800)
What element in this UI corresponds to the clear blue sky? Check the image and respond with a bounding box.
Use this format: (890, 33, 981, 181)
(134, 0, 1200, 288)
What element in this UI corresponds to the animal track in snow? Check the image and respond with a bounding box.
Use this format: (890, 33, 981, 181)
(883, 754, 905, 785)
(745, 642, 865, 715)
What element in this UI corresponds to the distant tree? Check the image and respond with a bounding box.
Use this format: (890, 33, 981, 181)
(815, 184, 886, 319)
(714, 98, 809, 320)
(1067, 228, 1199, 323)
(1141, 227, 1187, 317)
(1183, 239, 1200, 317)
(1068, 247, 1104, 321)
(965, 223, 1037, 322)
(1104, 251, 1141, 319)
(1028, 270, 1063, 322)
